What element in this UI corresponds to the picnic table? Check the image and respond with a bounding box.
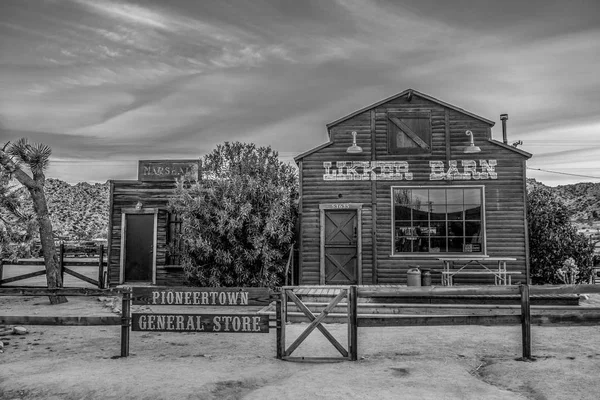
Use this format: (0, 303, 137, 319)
(438, 257, 519, 286)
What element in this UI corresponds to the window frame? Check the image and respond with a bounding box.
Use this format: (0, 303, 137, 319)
(166, 212, 184, 266)
(389, 185, 487, 257)
(387, 111, 432, 155)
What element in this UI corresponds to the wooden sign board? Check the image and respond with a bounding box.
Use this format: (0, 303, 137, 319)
(131, 313, 270, 333)
(131, 287, 272, 306)
(138, 160, 199, 182)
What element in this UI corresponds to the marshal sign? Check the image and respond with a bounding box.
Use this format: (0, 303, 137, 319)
(138, 159, 199, 182)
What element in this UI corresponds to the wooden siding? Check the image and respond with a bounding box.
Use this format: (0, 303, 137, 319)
(108, 180, 185, 286)
(299, 93, 529, 285)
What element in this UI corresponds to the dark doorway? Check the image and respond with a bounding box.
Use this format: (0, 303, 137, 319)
(124, 214, 154, 282)
(324, 210, 358, 284)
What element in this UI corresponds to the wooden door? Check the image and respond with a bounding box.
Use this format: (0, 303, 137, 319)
(124, 214, 154, 282)
(323, 210, 358, 284)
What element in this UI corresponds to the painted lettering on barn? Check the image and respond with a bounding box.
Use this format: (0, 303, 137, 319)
(322, 160, 498, 181)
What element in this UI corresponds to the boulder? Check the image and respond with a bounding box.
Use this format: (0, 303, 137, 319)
(13, 326, 28, 335)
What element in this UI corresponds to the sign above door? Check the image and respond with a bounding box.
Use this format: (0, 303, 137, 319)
(138, 159, 199, 182)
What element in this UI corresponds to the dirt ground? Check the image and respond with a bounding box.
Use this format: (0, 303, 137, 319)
(1, 294, 600, 400)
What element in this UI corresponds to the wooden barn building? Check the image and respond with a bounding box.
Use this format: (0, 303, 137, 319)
(107, 160, 197, 287)
(294, 89, 532, 286)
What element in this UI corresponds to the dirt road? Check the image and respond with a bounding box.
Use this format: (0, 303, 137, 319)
(1, 295, 599, 399)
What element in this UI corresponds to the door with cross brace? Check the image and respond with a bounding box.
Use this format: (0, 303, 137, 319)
(323, 209, 359, 285)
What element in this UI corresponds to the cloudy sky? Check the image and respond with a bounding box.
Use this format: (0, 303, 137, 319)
(1, 0, 599, 186)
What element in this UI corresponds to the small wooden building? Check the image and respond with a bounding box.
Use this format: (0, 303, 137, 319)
(294, 89, 532, 285)
(107, 160, 197, 286)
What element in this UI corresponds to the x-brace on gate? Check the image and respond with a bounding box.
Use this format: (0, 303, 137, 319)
(276, 286, 358, 362)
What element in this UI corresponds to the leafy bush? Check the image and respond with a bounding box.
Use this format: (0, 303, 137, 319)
(528, 186, 594, 284)
(169, 142, 298, 287)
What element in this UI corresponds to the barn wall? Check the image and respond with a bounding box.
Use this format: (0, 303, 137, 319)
(298, 92, 529, 285)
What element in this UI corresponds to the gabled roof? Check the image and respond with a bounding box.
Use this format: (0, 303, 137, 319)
(295, 89, 531, 163)
(294, 141, 333, 163)
(326, 88, 496, 132)
(487, 139, 532, 159)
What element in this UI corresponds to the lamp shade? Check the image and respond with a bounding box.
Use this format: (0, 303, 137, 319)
(346, 131, 363, 154)
(464, 130, 481, 153)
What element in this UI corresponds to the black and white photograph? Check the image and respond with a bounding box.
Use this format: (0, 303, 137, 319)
(1, 1, 599, 399)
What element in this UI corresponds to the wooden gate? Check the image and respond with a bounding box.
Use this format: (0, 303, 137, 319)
(320, 205, 362, 285)
(276, 286, 358, 362)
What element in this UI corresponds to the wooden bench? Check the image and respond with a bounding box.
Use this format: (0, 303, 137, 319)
(438, 257, 519, 286)
(441, 270, 522, 286)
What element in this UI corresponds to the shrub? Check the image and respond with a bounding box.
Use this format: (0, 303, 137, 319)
(528, 186, 594, 284)
(169, 142, 298, 287)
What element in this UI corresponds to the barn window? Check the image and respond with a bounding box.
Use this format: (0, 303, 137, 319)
(388, 112, 431, 154)
(392, 186, 484, 254)
(166, 212, 184, 265)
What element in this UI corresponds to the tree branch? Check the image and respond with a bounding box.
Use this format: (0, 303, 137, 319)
(0, 150, 38, 189)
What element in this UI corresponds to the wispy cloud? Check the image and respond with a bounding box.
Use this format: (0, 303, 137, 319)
(1, 0, 599, 185)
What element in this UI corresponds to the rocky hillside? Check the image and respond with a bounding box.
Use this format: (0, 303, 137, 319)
(4, 178, 599, 242)
(12, 178, 109, 240)
(527, 179, 600, 224)
(44, 179, 109, 239)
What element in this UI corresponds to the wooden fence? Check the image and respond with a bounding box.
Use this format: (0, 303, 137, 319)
(0, 244, 107, 288)
(3, 284, 600, 361)
(276, 284, 600, 362)
(0, 287, 131, 357)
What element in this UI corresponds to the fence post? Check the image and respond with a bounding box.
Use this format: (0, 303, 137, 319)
(97, 245, 105, 289)
(121, 289, 131, 357)
(348, 285, 358, 361)
(0, 259, 3, 284)
(277, 289, 287, 359)
(276, 290, 282, 359)
(59, 242, 65, 283)
(520, 284, 531, 359)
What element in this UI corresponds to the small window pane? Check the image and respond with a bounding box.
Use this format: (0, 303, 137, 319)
(449, 221, 463, 237)
(465, 221, 482, 238)
(448, 237, 464, 252)
(410, 189, 428, 211)
(429, 238, 446, 253)
(447, 209, 463, 220)
(464, 188, 481, 205)
(429, 189, 446, 204)
(413, 210, 429, 221)
(446, 189, 463, 204)
(394, 189, 411, 206)
(429, 221, 446, 237)
(395, 206, 412, 220)
(465, 205, 481, 220)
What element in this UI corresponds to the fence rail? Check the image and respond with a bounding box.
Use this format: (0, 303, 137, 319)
(0, 244, 107, 288)
(0, 286, 131, 357)
(276, 284, 600, 362)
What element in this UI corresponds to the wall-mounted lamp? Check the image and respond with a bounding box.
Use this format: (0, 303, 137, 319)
(346, 131, 363, 154)
(464, 130, 481, 154)
(135, 201, 143, 210)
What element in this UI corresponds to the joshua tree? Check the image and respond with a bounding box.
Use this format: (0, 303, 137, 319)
(0, 139, 66, 304)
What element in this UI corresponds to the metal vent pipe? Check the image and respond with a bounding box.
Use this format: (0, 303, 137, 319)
(500, 114, 508, 144)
